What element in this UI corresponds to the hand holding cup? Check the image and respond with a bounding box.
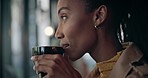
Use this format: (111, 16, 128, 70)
(31, 46, 64, 78)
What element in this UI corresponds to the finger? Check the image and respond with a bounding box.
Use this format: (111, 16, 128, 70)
(34, 61, 72, 78)
(35, 60, 58, 72)
(31, 54, 54, 61)
(34, 55, 64, 71)
(35, 61, 65, 76)
(35, 54, 69, 73)
(38, 59, 57, 68)
(37, 55, 46, 61)
(31, 55, 39, 61)
(33, 65, 39, 75)
(33, 61, 39, 73)
(44, 73, 54, 78)
(38, 54, 65, 66)
(35, 64, 55, 75)
(38, 54, 63, 60)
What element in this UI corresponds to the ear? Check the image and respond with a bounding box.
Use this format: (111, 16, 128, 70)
(94, 5, 107, 26)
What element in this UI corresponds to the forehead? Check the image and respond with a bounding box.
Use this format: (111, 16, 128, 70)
(57, 0, 85, 11)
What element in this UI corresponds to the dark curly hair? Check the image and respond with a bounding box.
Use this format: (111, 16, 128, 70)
(82, 0, 131, 22)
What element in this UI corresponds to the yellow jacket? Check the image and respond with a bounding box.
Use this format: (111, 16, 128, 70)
(109, 42, 148, 78)
(87, 42, 148, 78)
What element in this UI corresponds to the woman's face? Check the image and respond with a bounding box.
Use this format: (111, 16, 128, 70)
(56, 0, 98, 61)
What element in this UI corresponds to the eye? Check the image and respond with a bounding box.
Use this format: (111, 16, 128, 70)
(60, 13, 68, 21)
(61, 15, 67, 20)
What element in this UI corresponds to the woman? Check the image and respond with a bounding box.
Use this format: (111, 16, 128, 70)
(31, 0, 148, 78)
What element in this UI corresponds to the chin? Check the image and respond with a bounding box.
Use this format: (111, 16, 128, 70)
(70, 58, 78, 61)
(69, 55, 82, 61)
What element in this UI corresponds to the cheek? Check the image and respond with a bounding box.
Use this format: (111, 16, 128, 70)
(69, 27, 97, 60)
(62, 14, 97, 60)
(77, 28, 97, 52)
(65, 17, 97, 51)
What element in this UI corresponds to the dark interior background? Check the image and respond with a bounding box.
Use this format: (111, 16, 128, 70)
(0, 0, 148, 78)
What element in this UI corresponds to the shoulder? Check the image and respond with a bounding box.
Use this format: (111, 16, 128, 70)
(108, 42, 148, 78)
(127, 57, 148, 78)
(122, 42, 148, 78)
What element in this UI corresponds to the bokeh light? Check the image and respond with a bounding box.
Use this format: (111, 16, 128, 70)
(44, 26, 54, 36)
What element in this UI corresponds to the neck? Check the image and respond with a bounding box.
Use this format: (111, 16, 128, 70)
(90, 32, 123, 63)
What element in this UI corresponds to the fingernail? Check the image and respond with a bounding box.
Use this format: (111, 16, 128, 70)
(34, 61, 38, 65)
(31, 56, 34, 60)
(36, 70, 39, 74)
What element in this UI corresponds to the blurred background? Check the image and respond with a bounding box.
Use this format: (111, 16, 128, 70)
(0, 0, 95, 78)
(0, 0, 148, 78)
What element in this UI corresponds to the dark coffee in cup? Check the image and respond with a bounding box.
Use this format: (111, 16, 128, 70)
(32, 46, 64, 78)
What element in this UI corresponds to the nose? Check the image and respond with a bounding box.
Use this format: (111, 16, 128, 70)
(55, 26, 64, 40)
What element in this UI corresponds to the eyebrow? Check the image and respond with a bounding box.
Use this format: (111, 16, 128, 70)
(58, 7, 71, 14)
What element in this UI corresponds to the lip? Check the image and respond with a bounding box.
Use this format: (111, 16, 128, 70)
(61, 44, 70, 49)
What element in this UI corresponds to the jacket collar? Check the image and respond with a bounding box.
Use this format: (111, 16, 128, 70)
(108, 42, 143, 78)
